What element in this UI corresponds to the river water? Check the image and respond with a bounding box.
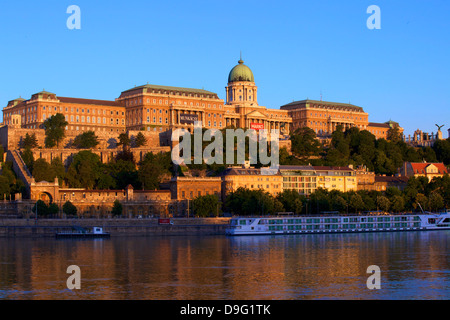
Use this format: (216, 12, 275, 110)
(0, 231, 449, 300)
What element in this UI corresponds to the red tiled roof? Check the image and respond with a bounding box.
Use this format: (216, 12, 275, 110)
(410, 163, 448, 174)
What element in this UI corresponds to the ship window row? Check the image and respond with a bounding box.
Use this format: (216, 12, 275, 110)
(268, 223, 420, 231)
(258, 216, 418, 225)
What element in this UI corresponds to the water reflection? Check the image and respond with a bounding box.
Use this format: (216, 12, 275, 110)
(0, 231, 449, 300)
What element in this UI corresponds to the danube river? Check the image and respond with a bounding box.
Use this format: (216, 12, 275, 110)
(0, 231, 449, 300)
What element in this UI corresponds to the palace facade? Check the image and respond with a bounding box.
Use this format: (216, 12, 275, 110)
(280, 100, 402, 140)
(2, 57, 399, 142)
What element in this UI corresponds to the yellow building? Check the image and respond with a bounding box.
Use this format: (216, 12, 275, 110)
(279, 165, 357, 195)
(222, 167, 283, 197)
(314, 166, 357, 192)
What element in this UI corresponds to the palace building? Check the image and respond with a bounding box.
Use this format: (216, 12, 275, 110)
(2, 58, 292, 138)
(280, 100, 402, 140)
(2, 57, 399, 144)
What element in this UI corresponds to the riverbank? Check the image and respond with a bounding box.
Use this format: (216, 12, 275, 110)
(0, 217, 231, 238)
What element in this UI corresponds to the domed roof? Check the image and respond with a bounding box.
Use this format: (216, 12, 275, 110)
(228, 59, 254, 83)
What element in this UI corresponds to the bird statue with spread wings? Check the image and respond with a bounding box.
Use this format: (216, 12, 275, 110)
(435, 124, 445, 132)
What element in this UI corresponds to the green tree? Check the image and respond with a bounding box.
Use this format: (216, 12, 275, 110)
(331, 195, 348, 213)
(376, 195, 391, 212)
(290, 127, 321, 161)
(117, 133, 131, 149)
(192, 194, 221, 217)
(21, 147, 35, 172)
(48, 203, 59, 216)
(138, 152, 172, 190)
(51, 157, 66, 185)
(32, 200, 49, 216)
(349, 193, 364, 213)
(391, 195, 405, 213)
(0, 176, 11, 200)
(73, 131, 99, 149)
(22, 133, 39, 149)
(387, 126, 402, 143)
(433, 138, 450, 165)
(134, 132, 147, 147)
(112, 200, 123, 216)
(414, 193, 428, 212)
(66, 151, 101, 189)
(276, 190, 304, 214)
(428, 192, 444, 212)
(43, 113, 68, 148)
(32, 158, 55, 183)
(63, 201, 78, 217)
(225, 188, 278, 216)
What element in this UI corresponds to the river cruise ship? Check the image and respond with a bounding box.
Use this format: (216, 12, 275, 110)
(225, 212, 450, 236)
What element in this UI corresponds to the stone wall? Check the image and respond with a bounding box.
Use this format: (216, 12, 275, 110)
(0, 217, 231, 237)
(0, 125, 170, 151)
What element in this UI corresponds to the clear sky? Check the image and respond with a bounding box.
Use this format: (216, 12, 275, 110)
(0, 0, 449, 137)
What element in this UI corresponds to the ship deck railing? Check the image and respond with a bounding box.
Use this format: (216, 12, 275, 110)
(229, 212, 438, 219)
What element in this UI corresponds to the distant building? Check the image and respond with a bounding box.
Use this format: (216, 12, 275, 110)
(314, 166, 358, 193)
(222, 167, 283, 198)
(279, 165, 317, 196)
(279, 165, 357, 195)
(373, 176, 409, 192)
(399, 162, 448, 181)
(355, 165, 408, 191)
(280, 100, 402, 140)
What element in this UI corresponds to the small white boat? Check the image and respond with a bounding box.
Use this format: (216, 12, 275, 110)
(55, 226, 110, 239)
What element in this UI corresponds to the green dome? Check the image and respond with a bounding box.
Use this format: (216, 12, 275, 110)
(228, 59, 254, 83)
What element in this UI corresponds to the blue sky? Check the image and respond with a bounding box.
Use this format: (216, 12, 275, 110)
(0, 0, 449, 137)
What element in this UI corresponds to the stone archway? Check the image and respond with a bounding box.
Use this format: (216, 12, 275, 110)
(38, 192, 53, 204)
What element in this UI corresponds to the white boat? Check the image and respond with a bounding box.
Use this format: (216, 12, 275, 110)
(55, 226, 110, 239)
(225, 212, 450, 236)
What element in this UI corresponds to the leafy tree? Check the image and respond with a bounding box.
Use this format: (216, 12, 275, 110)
(376, 195, 390, 212)
(112, 200, 123, 216)
(290, 127, 321, 161)
(428, 192, 444, 212)
(21, 147, 35, 172)
(32, 200, 49, 216)
(349, 193, 365, 213)
(225, 187, 278, 216)
(391, 195, 405, 213)
(51, 157, 65, 185)
(63, 201, 78, 217)
(43, 113, 68, 148)
(73, 131, 99, 149)
(134, 132, 147, 147)
(0, 176, 11, 200)
(387, 126, 402, 143)
(0, 144, 4, 163)
(192, 194, 221, 217)
(138, 152, 172, 190)
(433, 138, 450, 165)
(276, 190, 304, 214)
(32, 158, 55, 183)
(331, 195, 348, 213)
(22, 133, 39, 149)
(66, 151, 101, 189)
(48, 203, 59, 216)
(117, 133, 131, 149)
(414, 193, 428, 212)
